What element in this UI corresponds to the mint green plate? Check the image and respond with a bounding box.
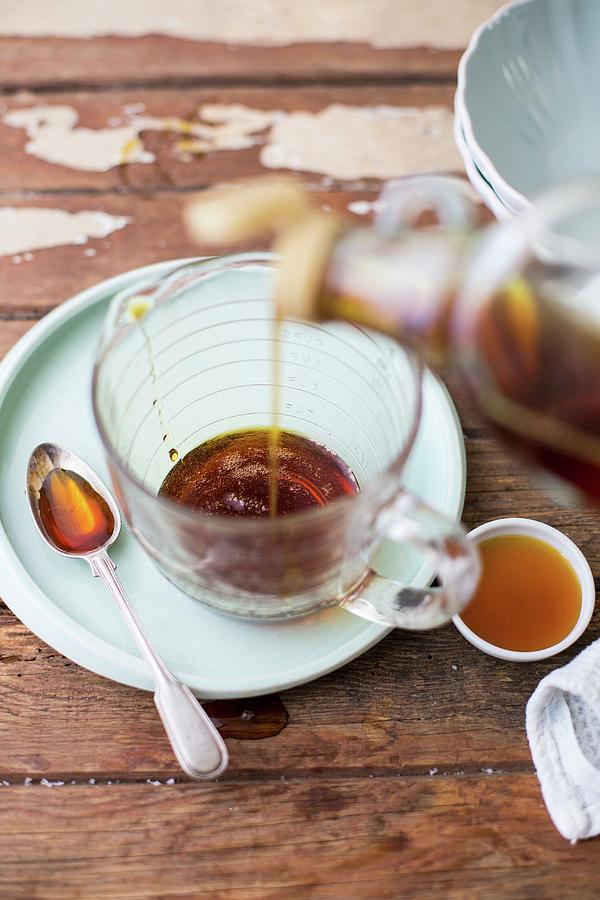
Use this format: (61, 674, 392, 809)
(0, 260, 466, 698)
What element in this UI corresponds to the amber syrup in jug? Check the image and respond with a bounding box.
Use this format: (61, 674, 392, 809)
(158, 428, 359, 517)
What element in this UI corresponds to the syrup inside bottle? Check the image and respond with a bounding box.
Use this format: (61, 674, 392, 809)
(39, 468, 115, 553)
(183, 178, 600, 501)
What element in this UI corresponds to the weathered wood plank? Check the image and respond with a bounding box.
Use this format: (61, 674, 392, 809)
(0, 84, 456, 193)
(0, 775, 594, 899)
(0, 319, 33, 356)
(0, 185, 492, 315)
(0, 38, 462, 89)
(0, 189, 379, 314)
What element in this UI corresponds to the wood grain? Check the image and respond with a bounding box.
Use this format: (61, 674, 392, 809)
(0, 775, 595, 900)
(1, 606, 598, 781)
(0, 189, 380, 314)
(0, 319, 34, 355)
(0, 84, 456, 193)
(0, 185, 492, 316)
(0, 38, 463, 89)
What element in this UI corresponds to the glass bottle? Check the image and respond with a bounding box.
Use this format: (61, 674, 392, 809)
(186, 175, 600, 500)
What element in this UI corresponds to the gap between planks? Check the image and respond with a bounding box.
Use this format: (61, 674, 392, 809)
(0, 310, 52, 321)
(0, 72, 457, 97)
(0, 181, 401, 198)
(0, 764, 534, 786)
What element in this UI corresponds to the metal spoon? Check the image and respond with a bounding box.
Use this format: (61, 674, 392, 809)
(26, 442, 228, 781)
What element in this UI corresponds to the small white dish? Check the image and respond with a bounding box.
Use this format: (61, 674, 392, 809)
(453, 517, 595, 662)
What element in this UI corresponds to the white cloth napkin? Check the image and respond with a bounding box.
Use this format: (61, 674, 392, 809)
(526, 638, 600, 842)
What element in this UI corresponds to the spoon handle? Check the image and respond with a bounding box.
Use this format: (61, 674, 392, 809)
(89, 552, 229, 780)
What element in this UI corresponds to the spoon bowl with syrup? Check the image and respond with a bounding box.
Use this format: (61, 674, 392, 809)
(26, 442, 228, 780)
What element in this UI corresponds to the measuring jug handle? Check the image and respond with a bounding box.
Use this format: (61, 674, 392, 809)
(340, 491, 480, 630)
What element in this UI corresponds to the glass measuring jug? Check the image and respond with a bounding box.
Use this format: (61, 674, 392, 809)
(92, 253, 479, 626)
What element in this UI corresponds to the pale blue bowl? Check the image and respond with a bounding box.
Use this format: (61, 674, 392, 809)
(457, 0, 600, 208)
(453, 110, 512, 219)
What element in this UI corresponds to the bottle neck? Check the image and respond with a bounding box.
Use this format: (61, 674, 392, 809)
(315, 227, 470, 366)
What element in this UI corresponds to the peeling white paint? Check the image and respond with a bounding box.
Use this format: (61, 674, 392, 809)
(3, 105, 154, 171)
(184, 104, 278, 152)
(3, 103, 277, 171)
(183, 103, 459, 181)
(3, 101, 461, 183)
(0, 0, 503, 49)
(0, 208, 131, 257)
(347, 200, 384, 215)
(260, 104, 460, 180)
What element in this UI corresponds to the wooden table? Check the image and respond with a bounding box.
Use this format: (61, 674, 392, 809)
(1, 8, 599, 898)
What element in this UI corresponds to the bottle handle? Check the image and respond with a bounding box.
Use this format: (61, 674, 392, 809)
(375, 175, 476, 238)
(340, 491, 480, 630)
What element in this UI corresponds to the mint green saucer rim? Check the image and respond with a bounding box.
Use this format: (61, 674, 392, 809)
(0, 258, 466, 698)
